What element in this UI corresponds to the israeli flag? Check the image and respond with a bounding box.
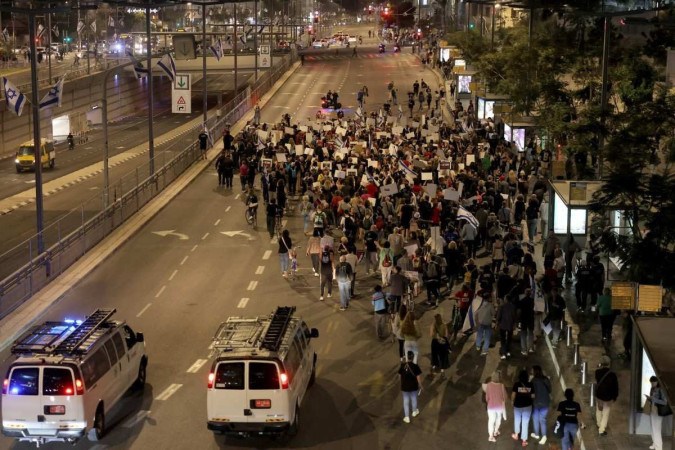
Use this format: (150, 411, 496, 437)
(52, 25, 59, 38)
(461, 295, 484, 333)
(2, 28, 9, 42)
(108, 16, 115, 28)
(398, 160, 417, 183)
(39, 77, 65, 110)
(457, 206, 479, 229)
(240, 25, 252, 45)
(2, 77, 26, 116)
(37, 24, 45, 39)
(223, 35, 233, 50)
(126, 51, 147, 78)
(76, 21, 85, 34)
(209, 38, 223, 61)
(157, 53, 176, 81)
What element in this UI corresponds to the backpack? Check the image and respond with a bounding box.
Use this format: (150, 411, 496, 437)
(382, 253, 392, 268)
(321, 251, 331, 264)
(314, 212, 324, 227)
(463, 270, 473, 284)
(426, 261, 438, 279)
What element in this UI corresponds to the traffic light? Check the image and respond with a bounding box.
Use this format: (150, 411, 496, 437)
(64, 36, 72, 43)
(469, 22, 475, 29)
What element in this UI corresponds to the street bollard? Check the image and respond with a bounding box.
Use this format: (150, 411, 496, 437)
(574, 343, 580, 365)
(581, 361, 587, 384)
(566, 324, 572, 347)
(590, 383, 596, 408)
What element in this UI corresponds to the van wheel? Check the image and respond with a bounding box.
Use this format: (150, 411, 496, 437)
(287, 406, 299, 436)
(89, 409, 105, 441)
(134, 358, 147, 390)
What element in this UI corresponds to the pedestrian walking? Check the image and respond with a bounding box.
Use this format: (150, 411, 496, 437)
(595, 355, 619, 436)
(319, 245, 334, 300)
(389, 266, 408, 313)
(430, 313, 450, 377)
(475, 295, 495, 355)
(401, 312, 421, 364)
(398, 351, 422, 424)
(335, 255, 353, 311)
(423, 252, 442, 307)
(379, 241, 394, 287)
(198, 128, 209, 160)
(557, 388, 582, 450)
(597, 288, 615, 341)
(483, 370, 508, 442)
(646, 376, 671, 450)
(266, 198, 279, 239)
(518, 288, 536, 355)
(306, 229, 321, 276)
(345, 247, 358, 297)
(253, 104, 261, 126)
(278, 229, 292, 278)
(546, 287, 566, 345)
(215, 151, 227, 186)
(372, 285, 389, 338)
(239, 160, 249, 191)
(497, 294, 517, 360)
(511, 369, 534, 447)
(530, 365, 552, 445)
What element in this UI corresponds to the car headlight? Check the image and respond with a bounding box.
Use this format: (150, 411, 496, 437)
(15, 158, 19, 164)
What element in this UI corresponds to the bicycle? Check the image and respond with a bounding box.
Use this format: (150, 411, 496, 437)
(245, 207, 257, 227)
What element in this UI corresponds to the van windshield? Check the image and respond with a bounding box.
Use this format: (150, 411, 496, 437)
(18, 146, 35, 156)
(8, 367, 39, 395)
(215, 362, 244, 390)
(43, 368, 74, 396)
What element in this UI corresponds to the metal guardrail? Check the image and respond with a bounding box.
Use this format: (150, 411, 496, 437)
(0, 52, 297, 320)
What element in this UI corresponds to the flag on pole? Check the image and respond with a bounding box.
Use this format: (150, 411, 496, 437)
(39, 77, 65, 110)
(461, 295, 484, 333)
(37, 24, 45, 39)
(157, 52, 176, 81)
(108, 16, 115, 28)
(90, 21, 97, 33)
(2, 28, 9, 42)
(77, 21, 85, 34)
(126, 50, 147, 78)
(223, 35, 232, 50)
(2, 77, 27, 116)
(209, 38, 223, 61)
(240, 25, 252, 45)
(398, 160, 417, 183)
(457, 206, 479, 229)
(119, 18, 125, 28)
(52, 25, 59, 38)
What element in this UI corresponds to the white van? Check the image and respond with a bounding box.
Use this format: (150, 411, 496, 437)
(207, 306, 319, 439)
(1, 309, 148, 446)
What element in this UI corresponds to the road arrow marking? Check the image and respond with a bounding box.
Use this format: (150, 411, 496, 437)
(152, 230, 189, 240)
(221, 230, 253, 240)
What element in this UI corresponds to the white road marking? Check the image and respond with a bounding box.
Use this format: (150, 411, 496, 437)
(136, 303, 152, 317)
(186, 359, 208, 373)
(180, 255, 189, 265)
(121, 410, 151, 428)
(191, 244, 198, 252)
(201, 232, 209, 240)
(262, 250, 272, 260)
(235, 194, 240, 200)
(168, 269, 178, 281)
(255, 266, 265, 275)
(225, 206, 231, 212)
(247, 281, 258, 291)
(155, 384, 182, 401)
(214, 219, 221, 226)
(155, 285, 166, 298)
(237, 297, 250, 308)
(282, 219, 288, 227)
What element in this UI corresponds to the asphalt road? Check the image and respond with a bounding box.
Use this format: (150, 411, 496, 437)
(0, 43, 565, 450)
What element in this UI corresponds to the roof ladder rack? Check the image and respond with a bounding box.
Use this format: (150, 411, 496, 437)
(260, 306, 295, 352)
(53, 309, 116, 355)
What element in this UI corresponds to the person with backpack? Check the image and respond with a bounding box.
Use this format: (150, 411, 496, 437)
(313, 206, 327, 237)
(379, 241, 394, 287)
(335, 255, 354, 311)
(239, 160, 250, 191)
(497, 294, 517, 360)
(424, 252, 442, 307)
(214, 151, 228, 187)
(319, 245, 334, 301)
(372, 285, 389, 339)
(401, 311, 421, 364)
(594, 355, 619, 436)
(398, 350, 423, 424)
(475, 295, 495, 356)
(530, 365, 552, 445)
(557, 388, 582, 450)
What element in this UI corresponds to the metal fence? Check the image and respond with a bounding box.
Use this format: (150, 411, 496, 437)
(0, 52, 297, 320)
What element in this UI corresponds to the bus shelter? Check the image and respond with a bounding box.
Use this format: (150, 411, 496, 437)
(548, 181, 603, 242)
(475, 93, 510, 121)
(631, 316, 674, 445)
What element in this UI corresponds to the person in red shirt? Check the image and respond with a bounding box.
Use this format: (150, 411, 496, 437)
(453, 283, 474, 325)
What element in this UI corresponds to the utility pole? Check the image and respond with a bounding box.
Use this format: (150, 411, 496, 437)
(254, 0, 258, 80)
(233, 4, 238, 92)
(145, 5, 154, 175)
(201, 2, 207, 127)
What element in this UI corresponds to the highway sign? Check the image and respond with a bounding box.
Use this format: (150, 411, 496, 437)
(171, 73, 191, 114)
(260, 54, 271, 68)
(260, 44, 270, 55)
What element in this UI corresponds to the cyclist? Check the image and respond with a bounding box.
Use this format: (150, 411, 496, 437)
(266, 198, 282, 239)
(245, 188, 258, 224)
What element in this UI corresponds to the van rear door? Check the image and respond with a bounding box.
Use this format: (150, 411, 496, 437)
(247, 361, 289, 424)
(208, 361, 248, 424)
(41, 366, 85, 429)
(2, 366, 41, 430)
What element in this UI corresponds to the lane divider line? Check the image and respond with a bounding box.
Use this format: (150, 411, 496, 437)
(155, 383, 182, 401)
(168, 269, 178, 281)
(262, 250, 272, 260)
(214, 219, 221, 226)
(201, 232, 209, 240)
(136, 303, 152, 318)
(237, 297, 250, 308)
(225, 206, 231, 212)
(247, 281, 258, 291)
(186, 359, 208, 373)
(191, 244, 198, 252)
(180, 255, 189, 266)
(255, 266, 265, 275)
(155, 285, 166, 298)
(235, 194, 240, 200)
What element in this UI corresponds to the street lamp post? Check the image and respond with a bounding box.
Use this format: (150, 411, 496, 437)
(145, 5, 155, 176)
(201, 2, 207, 127)
(28, 13, 45, 257)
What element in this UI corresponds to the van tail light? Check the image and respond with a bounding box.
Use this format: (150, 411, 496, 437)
(280, 372, 289, 389)
(75, 379, 84, 395)
(207, 372, 215, 389)
(2, 379, 8, 395)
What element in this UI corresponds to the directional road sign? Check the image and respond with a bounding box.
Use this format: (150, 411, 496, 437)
(171, 73, 191, 114)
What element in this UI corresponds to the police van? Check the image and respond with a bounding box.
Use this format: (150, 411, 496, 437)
(207, 306, 319, 439)
(1, 309, 148, 446)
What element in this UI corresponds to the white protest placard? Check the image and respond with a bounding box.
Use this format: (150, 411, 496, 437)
(367, 197, 377, 207)
(380, 183, 398, 197)
(501, 193, 509, 200)
(457, 182, 464, 198)
(284, 127, 294, 135)
(322, 148, 329, 157)
(366, 118, 376, 127)
(323, 125, 332, 132)
(336, 126, 347, 136)
(295, 144, 304, 154)
(257, 130, 269, 140)
(349, 157, 359, 165)
(346, 168, 357, 177)
(424, 183, 438, 198)
(312, 181, 321, 189)
(304, 147, 314, 156)
(321, 161, 333, 170)
(306, 133, 313, 144)
(458, 163, 465, 171)
(261, 158, 273, 169)
(421, 172, 434, 181)
(392, 126, 404, 135)
(276, 153, 287, 163)
(360, 174, 370, 186)
(388, 144, 397, 155)
(443, 189, 460, 202)
(368, 159, 379, 169)
(466, 154, 475, 165)
(431, 133, 439, 142)
(406, 132, 415, 139)
(298, 125, 308, 132)
(334, 170, 346, 179)
(285, 143, 292, 151)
